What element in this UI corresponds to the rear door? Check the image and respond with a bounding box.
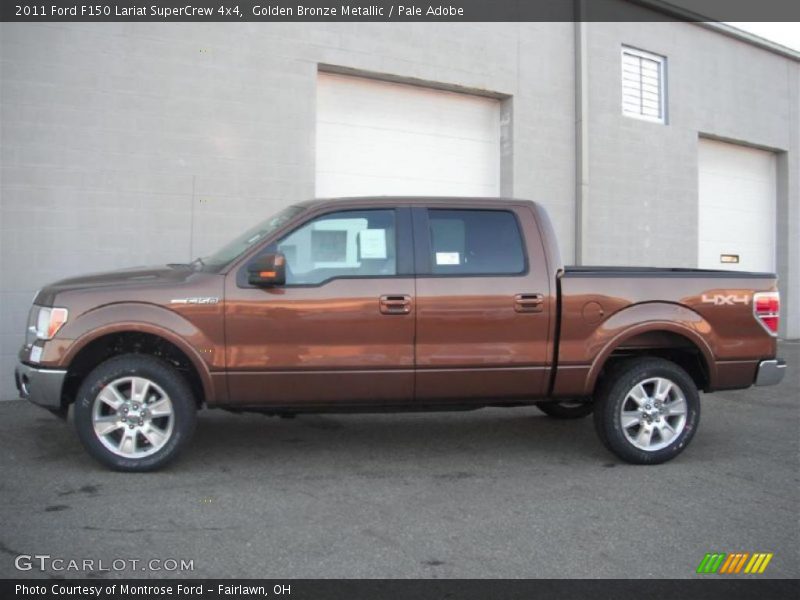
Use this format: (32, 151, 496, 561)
(413, 203, 553, 402)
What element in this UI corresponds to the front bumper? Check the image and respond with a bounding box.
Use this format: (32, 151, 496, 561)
(15, 363, 67, 409)
(755, 359, 786, 387)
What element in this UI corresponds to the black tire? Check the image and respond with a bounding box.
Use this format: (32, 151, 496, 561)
(74, 354, 197, 472)
(536, 401, 594, 419)
(593, 357, 700, 465)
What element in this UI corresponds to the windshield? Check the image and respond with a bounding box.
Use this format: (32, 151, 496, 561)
(200, 205, 306, 269)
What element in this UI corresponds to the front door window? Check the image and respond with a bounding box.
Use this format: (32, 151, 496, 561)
(276, 209, 397, 285)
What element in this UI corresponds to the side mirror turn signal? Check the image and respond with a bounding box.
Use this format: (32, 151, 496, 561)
(247, 253, 286, 287)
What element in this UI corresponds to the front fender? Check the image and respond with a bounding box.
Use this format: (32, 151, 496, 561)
(583, 302, 717, 394)
(41, 302, 221, 404)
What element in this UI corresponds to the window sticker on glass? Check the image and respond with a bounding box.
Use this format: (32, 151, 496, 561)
(359, 229, 387, 259)
(435, 252, 460, 265)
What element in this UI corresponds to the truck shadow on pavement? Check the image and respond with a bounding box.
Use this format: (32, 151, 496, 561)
(18, 401, 724, 474)
(182, 408, 608, 470)
(24, 406, 608, 470)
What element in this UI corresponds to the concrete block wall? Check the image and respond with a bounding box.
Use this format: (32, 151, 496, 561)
(0, 22, 576, 398)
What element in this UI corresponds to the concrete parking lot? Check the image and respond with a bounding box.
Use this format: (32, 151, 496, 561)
(1, 342, 797, 579)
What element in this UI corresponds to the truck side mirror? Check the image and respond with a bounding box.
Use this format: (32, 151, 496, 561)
(247, 253, 286, 287)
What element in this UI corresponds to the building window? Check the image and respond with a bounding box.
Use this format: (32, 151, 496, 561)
(621, 46, 667, 124)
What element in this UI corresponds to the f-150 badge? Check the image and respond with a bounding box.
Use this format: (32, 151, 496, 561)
(170, 297, 220, 305)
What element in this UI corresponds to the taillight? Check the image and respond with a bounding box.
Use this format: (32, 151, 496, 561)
(753, 291, 780, 336)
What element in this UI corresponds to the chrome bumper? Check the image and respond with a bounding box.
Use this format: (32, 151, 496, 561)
(755, 359, 786, 387)
(15, 363, 66, 409)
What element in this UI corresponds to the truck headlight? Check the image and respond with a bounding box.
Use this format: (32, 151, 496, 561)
(29, 306, 69, 341)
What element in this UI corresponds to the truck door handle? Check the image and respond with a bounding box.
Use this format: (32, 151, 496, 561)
(514, 293, 544, 313)
(379, 294, 412, 315)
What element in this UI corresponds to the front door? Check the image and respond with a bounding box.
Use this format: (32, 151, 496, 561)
(412, 204, 553, 402)
(224, 206, 415, 407)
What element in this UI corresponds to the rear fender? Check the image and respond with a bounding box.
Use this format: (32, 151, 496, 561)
(584, 302, 717, 394)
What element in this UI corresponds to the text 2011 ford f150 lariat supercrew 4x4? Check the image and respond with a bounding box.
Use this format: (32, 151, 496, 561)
(15, 198, 786, 471)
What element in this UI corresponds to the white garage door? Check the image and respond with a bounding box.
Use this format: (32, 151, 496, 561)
(316, 72, 500, 197)
(698, 138, 777, 272)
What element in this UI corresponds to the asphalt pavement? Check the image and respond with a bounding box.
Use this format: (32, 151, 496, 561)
(1, 342, 797, 579)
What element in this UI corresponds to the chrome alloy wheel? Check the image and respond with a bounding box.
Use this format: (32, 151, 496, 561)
(92, 376, 175, 458)
(619, 377, 688, 452)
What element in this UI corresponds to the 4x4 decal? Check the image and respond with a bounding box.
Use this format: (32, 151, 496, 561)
(701, 294, 750, 306)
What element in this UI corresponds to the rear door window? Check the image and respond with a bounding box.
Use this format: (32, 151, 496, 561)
(426, 209, 526, 275)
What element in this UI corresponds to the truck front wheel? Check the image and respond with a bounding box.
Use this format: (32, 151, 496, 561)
(74, 355, 197, 471)
(594, 358, 700, 465)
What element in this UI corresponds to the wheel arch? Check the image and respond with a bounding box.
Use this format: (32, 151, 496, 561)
(586, 314, 717, 396)
(61, 320, 214, 410)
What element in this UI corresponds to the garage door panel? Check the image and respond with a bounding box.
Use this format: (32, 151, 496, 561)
(317, 145, 496, 186)
(698, 202, 774, 227)
(321, 87, 498, 137)
(699, 241, 774, 273)
(699, 140, 776, 175)
(698, 138, 776, 273)
(321, 108, 499, 141)
(316, 172, 499, 198)
(316, 72, 500, 198)
(699, 178, 774, 212)
(318, 124, 497, 162)
(699, 216, 772, 243)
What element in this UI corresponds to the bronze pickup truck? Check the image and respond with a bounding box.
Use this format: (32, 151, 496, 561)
(15, 197, 786, 471)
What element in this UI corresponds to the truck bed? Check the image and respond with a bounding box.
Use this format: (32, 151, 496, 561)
(553, 266, 779, 396)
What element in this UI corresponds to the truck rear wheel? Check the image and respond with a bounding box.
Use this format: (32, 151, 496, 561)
(536, 401, 593, 419)
(594, 358, 700, 465)
(74, 355, 197, 472)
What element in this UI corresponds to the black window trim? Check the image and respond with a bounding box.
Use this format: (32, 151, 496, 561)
(411, 206, 530, 278)
(236, 206, 414, 289)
